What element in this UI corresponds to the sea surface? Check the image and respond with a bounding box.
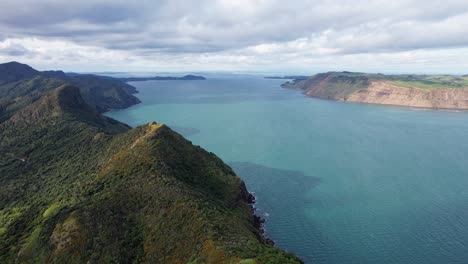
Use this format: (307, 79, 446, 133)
(106, 75, 468, 264)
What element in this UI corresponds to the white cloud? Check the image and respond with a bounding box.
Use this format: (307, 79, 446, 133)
(0, 0, 467, 73)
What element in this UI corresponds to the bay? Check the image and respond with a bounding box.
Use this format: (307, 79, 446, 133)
(106, 75, 468, 264)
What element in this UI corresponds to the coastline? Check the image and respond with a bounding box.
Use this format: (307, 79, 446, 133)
(247, 189, 275, 246)
(283, 82, 468, 111)
(301, 92, 468, 112)
(107, 80, 279, 247)
(282, 72, 468, 111)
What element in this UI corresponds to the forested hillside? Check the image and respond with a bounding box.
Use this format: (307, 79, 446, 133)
(0, 62, 301, 263)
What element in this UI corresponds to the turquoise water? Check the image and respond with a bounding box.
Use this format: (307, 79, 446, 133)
(106, 76, 468, 264)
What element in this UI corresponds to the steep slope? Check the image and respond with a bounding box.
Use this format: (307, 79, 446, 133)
(0, 77, 68, 122)
(0, 62, 39, 85)
(283, 72, 370, 100)
(0, 84, 301, 263)
(68, 74, 140, 112)
(0, 62, 140, 122)
(345, 81, 468, 109)
(284, 72, 468, 109)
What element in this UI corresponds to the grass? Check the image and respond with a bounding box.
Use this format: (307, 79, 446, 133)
(288, 72, 468, 93)
(390, 76, 468, 89)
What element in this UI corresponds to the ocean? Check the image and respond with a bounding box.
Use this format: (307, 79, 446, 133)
(106, 75, 468, 264)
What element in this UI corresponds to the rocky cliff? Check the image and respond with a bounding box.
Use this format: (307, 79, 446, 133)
(346, 81, 468, 109)
(284, 72, 468, 110)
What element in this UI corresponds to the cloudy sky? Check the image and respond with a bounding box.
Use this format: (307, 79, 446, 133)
(0, 0, 468, 73)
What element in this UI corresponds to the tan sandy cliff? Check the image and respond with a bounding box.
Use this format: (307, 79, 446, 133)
(345, 81, 468, 109)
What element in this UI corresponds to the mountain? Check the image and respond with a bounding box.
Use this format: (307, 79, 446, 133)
(41, 70, 67, 78)
(0, 63, 301, 263)
(283, 72, 468, 109)
(67, 74, 140, 112)
(0, 62, 40, 85)
(0, 62, 140, 122)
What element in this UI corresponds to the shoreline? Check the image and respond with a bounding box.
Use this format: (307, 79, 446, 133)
(282, 72, 468, 111)
(107, 81, 278, 247)
(283, 85, 468, 112)
(247, 190, 275, 245)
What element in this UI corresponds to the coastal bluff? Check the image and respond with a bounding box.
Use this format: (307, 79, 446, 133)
(283, 72, 468, 110)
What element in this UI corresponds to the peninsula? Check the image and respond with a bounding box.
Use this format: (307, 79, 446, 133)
(283, 72, 468, 110)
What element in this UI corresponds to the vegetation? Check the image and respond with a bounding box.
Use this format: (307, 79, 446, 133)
(67, 74, 141, 112)
(281, 71, 468, 107)
(282, 71, 371, 99)
(0, 61, 40, 85)
(284, 71, 468, 93)
(390, 75, 468, 89)
(0, 62, 302, 263)
(0, 61, 140, 123)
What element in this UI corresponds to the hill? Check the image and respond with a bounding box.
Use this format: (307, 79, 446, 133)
(0, 63, 301, 263)
(283, 72, 468, 109)
(67, 74, 140, 112)
(0, 62, 140, 122)
(0, 62, 40, 85)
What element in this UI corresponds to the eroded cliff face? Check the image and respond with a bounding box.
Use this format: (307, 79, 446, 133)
(345, 81, 468, 109)
(285, 72, 468, 110)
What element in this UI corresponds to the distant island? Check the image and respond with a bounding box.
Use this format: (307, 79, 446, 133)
(283, 72, 468, 110)
(115, 74, 206, 82)
(66, 72, 206, 82)
(265, 76, 308, 81)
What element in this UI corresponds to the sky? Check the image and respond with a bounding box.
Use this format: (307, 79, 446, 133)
(0, 0, 468, 74)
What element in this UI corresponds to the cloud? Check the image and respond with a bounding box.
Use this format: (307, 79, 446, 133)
(0, 0, 467, 72)
(0, 40, 36, 56)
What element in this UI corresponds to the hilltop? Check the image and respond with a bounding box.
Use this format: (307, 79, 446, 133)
(283, 72, 468, 109)
(0, 62, 301, 263)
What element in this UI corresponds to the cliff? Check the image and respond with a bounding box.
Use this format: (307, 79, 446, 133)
(346, 81, 468, 109)
(284, 72, 468, 110)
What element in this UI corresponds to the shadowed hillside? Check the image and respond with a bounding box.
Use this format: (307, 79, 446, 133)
(0, 62, 140, 122)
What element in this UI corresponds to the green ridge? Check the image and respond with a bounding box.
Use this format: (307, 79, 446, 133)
(0, 63, 302, 263)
